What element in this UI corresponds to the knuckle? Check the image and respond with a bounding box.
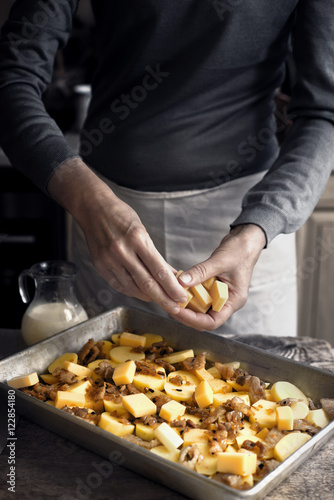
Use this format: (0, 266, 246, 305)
(140, 277, 155, 295)
(193, 263, 207, 282)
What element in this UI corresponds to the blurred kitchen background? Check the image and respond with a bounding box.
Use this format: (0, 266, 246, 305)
(0, 1, 333, 342)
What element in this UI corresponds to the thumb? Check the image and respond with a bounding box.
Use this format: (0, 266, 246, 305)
(178, 262, 215, 288)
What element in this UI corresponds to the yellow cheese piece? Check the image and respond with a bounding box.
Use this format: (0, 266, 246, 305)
(274, 432, 311, 462)
(265, 389, 275, 402)
(226, 379, 247, 392)
(207, 366, 221, 379)
(159, 400, 186, 422)
(213, 392, 251, 408)
(103, 399, 128, 416)
(109, 345, 145, 364)
(217, 451, 257, 476)
(63, 361, 94, 379)
(242, 474, 254, 488)
(95, 340, 112, 358)
(122, 393, 157, 418)
(8, 372, 39, 389)
(179, 289, 194, 309)
(98, 412, 135, 437)
(194, 368, 214, 382)
(195, 443, 218, 476)
(195, 380, 214, 408)
(202, 277, 215, 291)
(40, 373, 58, 385)
(276, 405, 294, 431)
(182, 428, 211, 446)
(112, 360, 136, 386)
(306, 408, 329, 428)
(55, 390, 86, 409)
(225, 445, 238, 453)
(46, 400, 55, 406)
(142, 333, 164, 346)
(190, 283, 213, 309)
(150, 445, 180, 463)
(255, 427, 269, 440)
(133, 364, 166, 392)
(208, 378, 234, 394)
(154, 422, 183, 452)
(67, 379, 92, 394)
(120, 331, 146, 348)
(271, 380, 308, 405)
(290, 401, 309, 420)
(161, 349, 194, 364)
(48, 352, 78, 374)
(136, 423, 156, 441)
(187, 295, 211, 314)
(210, 280, 229, 312)
(249, 399, 277, 429)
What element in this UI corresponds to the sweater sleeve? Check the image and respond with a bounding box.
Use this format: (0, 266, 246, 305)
(231, 0, 334, 245)
(0, 0, 80, 194)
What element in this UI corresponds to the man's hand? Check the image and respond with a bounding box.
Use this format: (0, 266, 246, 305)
(48, 159, 188, 314)
(170, 224, 266, 331)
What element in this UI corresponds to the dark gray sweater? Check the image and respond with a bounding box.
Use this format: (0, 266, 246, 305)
(0, 0, 334, 243)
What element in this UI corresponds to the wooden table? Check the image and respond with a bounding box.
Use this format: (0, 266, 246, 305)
(0, 330, 333, 500)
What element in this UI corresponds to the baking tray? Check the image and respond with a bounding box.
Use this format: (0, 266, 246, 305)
(0, 306, 334, 500)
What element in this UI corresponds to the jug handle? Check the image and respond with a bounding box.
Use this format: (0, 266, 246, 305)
(18, 269, 33, 304)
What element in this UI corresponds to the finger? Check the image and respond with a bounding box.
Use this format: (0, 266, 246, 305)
(177, 258, 222, 289)
(171, 302, 234, 331)
(106, 268, 152, 302)
(137, 243, 189, 303)
(119, 254, 183, 314)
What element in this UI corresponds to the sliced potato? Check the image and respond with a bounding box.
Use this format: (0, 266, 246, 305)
(274, 432, 311, 462)
(109, 345, 145, 364)
(271, 381, 308, 405)
(48, 352, 78, 374)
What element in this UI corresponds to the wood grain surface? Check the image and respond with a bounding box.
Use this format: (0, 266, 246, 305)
(0, 331, 333, 500)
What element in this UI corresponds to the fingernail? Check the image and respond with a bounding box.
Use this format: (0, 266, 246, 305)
(178, 295, 188, 303)
(171, 305, 180, 314)
(180, 273, 191, 284)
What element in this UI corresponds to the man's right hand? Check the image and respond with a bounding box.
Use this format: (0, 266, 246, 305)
(47, 159, 188, 314)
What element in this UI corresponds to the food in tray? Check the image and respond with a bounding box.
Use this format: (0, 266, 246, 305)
(7, 332, 334, 491)
(176, 271, 229, 313)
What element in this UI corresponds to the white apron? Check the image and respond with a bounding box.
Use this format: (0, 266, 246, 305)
(68, 171, 297, 336)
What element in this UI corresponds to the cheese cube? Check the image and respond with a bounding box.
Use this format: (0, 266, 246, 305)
(122, 393, 157, 418)
(237, 420, 258, 437)
(154, 422, 183, 451)
(48, 353, 78, 373)
(8, 372, 39, 389)
(63, 361, 94, 379)
(55, 390, 86, 409)
(136, 423, 156, 441)
(207, 366, 221, 379)
(133, 365, 166, 392)
(202, 277, 216, 291)
(208, 378, 233, 394)
(67, 379, 92, 394)
(159, 400, 186, 422)
(98, 412, 135, 437)
(213, 392, 251, 408)
(194, 368, 214, 382)
(84, 396, 104, 413)
(120, 331, 146, 348)
(195, 380, 214, 408)
(150, 445, 180, 463)
(217, 451, 257, 476)
(276, 405, 294, 431)
(113, 360, 136, 386)
(249, 399, 277, 429)
(161, 349, 194, 364)
(187, 296, 211, 314)
(179, 289, 194, 309)
(210, 280, 229, 312)
(190, 283, 213, 309)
